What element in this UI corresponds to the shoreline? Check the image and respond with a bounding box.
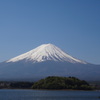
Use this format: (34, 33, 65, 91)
(0, 88, 98, 91)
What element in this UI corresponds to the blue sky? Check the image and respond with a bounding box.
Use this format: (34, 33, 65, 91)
(0, 0, 100, 64)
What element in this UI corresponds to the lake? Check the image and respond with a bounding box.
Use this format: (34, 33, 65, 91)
(0, 89, 100, 100)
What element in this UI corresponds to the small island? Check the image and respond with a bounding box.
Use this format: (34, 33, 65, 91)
(32, 76, 93, 90)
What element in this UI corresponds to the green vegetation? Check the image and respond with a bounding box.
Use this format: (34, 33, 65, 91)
(10, 82, 34, 89)
(0, 81, 34, 89)
(0, 76, 96, 90)
(32, 76, 93, 90)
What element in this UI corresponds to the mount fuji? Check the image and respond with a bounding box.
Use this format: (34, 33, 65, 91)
(6, 44, 86, 64)
(0, 43, 100, 81)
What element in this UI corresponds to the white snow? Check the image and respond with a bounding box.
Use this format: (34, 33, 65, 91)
(6, 43, 87, 64)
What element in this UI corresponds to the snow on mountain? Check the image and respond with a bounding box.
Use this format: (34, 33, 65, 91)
(6, 43, 86, 64)
(0, 43, 100, 81)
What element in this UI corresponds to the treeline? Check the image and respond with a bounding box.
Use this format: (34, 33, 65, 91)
(32, 76, 93, 90)
(0, 76, 95, 90)
(0, 81, 34, 89)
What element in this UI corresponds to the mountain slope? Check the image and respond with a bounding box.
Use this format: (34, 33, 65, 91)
(6, 44, 86, 64)
(0, 43, 100, 81)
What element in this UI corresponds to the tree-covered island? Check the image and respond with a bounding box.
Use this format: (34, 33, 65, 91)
(32, 76, 93, 90)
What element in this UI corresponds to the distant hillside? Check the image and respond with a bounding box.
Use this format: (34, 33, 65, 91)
(32, 76, 93, 90)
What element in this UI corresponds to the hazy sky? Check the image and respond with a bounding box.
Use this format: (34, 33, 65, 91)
(0, 0, 100, 64)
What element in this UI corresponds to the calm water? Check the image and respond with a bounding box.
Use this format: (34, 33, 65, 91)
(0, 89, 100, 100)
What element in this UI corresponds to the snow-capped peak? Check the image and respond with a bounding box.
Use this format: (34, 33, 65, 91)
(6, 43, 87, 64)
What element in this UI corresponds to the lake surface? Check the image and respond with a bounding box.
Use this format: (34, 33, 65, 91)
(0, 89, 100, 100)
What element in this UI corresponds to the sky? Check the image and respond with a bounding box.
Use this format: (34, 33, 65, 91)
(0, 0, 100, 64)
